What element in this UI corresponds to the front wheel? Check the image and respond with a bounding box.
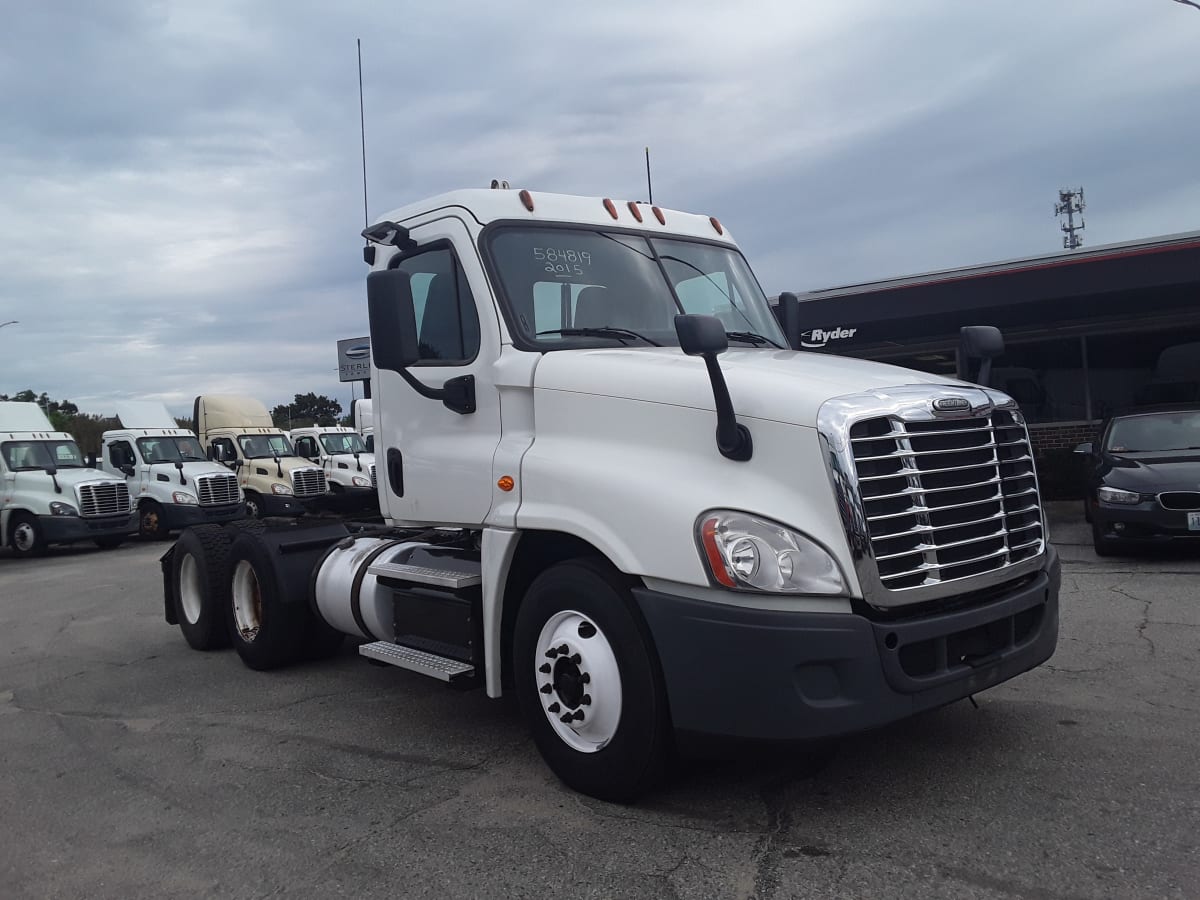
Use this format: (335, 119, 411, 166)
(513, 558, 671, 803)
(139, 500, 169, 540)
(1092, 519, 1120, 557)
(8, 513, 46, 558)
(244, 492, 263, 519)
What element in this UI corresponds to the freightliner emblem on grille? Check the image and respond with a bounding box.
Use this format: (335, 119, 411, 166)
(932, 397, 971, 412)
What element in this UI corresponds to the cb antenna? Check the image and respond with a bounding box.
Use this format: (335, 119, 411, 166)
(645, 146, 653, 205)
(358, 39, 373, 264)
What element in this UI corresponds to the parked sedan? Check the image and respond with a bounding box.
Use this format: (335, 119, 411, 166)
(1076, 405, 1200, 555)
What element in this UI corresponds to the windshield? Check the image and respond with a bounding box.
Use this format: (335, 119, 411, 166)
(320, 433, 367, 455)
(237, 434, 295, 459)
(1105, 411, 1200, 452)
(137, 436, 207, 463)
(2, 439, 85, 471)
(486, 226, 786, 348)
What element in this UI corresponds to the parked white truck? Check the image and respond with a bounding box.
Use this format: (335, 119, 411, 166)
(2, 402, 136, 556)
(193, 395, 328, 518)
(353, 399, 374, 452)
(163, 188, 1060, 801)
(97, 401, 245, 538)
(289, 425, 377, 510)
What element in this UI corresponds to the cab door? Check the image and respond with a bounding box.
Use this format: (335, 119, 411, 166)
(372, 216, 503, 526)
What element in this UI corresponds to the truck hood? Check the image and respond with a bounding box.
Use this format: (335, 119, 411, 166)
(243, 457, 322, 476)
(147, 461, 236, 482)
(532, 347, 958, 427)
(20, 467, 123, 488)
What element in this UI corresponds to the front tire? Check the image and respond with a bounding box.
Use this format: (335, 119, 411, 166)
(171, 525, 233, 650)
(513, 558, 671, 803)
(139, 500, 169, 540)
(1092, 519, 1120, 557)
(8, 513, 46, 558)
(244, 492, 263, 519)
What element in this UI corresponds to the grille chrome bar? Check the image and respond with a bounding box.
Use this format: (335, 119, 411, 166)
(194, 472, 240, 506)
(76, 482, 132, 518)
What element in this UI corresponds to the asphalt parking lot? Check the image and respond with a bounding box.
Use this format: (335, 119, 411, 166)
(1, 508, 1197, 899)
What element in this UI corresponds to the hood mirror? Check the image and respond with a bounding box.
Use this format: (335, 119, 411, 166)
(675, 314, 752, 462)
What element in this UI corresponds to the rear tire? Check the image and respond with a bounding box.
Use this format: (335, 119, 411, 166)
(513, 558, 671, 803)
(1092, 519, 1119, 557)
(8, 513, 46, 558)
(227, 531, 307, 670)
(171, 525, 233, 650)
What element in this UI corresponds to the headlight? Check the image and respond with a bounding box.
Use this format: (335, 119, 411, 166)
(1098, 486, 1140, 505)
(351, 475, 371, 487)
(696, 511, 846, 595)
(172, 491, 198, 505)
(272, 483, 293, 495)
(49, 501, 79, 517)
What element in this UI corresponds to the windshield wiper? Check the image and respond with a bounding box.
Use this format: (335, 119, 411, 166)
(537, 327, 662, 347)
(725, 330, 783, 348)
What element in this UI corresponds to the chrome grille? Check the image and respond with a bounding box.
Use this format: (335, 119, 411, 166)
(369, 463, 377, 489)
(849, 410, 1043, 591)
(195, 473, 240, 506)
(77, 482, 131, 518)
(1159, 491, 1200, 511)
(291, 468, 327, 497)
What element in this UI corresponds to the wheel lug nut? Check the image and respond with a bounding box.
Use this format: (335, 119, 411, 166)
(569, 653, 581, 665)
(540, 683, 553, 694)
(545, 648, 558, 659)
(581, 694, 591, 705)
(560, 713, 573, 723)
(556, 644, 568, 656)
(580, 673, 590, 684)
(539, 663, 552, 674)
(572, 710, 585, 721)
(548, 702, 560, 713)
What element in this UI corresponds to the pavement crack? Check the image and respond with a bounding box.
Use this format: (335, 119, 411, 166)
(750, 773, 800, 900)
(1112, 586, 1156, 657)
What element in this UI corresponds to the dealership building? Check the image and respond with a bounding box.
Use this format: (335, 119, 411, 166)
(786, 229, 1200, 496)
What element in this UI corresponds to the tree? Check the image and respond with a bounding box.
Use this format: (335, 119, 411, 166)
(270, 393, 343, 429)
(175, 416, 195, 432)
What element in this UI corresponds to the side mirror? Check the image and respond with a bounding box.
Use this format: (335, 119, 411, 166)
(674, 314, 751, 461)
(1074, 442, 1093, 455)
(85, 453, 97, 468)
(675, 313, 728, 356)
(120, 464, 135, 477)
(958, 325, 1005, 386)
(367, 268, 420, 372)
(772, 291, 803, 350)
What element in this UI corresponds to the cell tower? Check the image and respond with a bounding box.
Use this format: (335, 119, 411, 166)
(1055, 187, 1086, 250)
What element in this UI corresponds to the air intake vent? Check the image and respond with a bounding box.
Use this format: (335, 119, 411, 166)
(78, 482, 131, 518)
(291, 468, 327, 498)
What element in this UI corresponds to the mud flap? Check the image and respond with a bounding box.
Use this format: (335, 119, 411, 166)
(160, 543, 178, 625)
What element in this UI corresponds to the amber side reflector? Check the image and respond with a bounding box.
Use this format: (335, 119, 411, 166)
(519, 190, 534, 212)
(627, 201, 643, 222)
(602, 198, 618, 219)
(652, 206, 666, 225)
(709, 216, 724, 235)
(700, 517, 735, 588)
(497, 475, 515, 492)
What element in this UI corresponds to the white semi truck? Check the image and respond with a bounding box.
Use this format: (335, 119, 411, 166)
(162, 188, 1060, 801)
(97, 401, 245, 538)
(353, 399, 374, 452)
(289, 425, 377, 511)
(1, 402, 136, 556)
(193, 395, 328, 518)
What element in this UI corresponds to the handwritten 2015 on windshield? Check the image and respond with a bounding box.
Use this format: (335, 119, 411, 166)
(534, 247, 593, 278)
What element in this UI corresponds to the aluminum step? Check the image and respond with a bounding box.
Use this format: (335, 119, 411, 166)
(367, 561, 482, 589)
(358, 641, 475, 683)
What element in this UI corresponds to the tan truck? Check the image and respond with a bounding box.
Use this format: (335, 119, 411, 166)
(193, 395, 328, 518)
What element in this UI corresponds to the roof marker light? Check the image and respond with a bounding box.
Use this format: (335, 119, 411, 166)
(709, 216, 724, 235)
(519, 189, 535, 212)
(652, 206, 666, 225)
(627, 201, 643, 222)
(603, 198, 618, 219)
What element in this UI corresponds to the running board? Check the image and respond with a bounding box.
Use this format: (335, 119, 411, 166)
(367, 561, 482, 589)
(358, 641, 476, 684)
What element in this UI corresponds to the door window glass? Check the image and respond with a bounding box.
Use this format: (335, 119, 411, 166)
(391, 247, 480, 364)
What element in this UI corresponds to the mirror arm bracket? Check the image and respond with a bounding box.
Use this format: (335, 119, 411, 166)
(700, 355, 753, 462)
(397, 369, 476, 415)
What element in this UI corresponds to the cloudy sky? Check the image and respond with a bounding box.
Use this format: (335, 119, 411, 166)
(2, 0, 1198, 418)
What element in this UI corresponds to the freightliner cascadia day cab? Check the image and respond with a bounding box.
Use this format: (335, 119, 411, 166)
(162, 188, 1060, 801)
(98, 401, 245, 538)
(289, 425, 377, 511)
(193, 395, 328, 518)
(1, 402, 136, 557)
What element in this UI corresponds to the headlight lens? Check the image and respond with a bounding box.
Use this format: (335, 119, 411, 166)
(49, 501, 79, 517)
(351, 475, 371, 487)
(697, 511, 846, 595)
(1098, 486, 1140, 505)
(272, 483, 293, 495)
(172, 491, 198, 505)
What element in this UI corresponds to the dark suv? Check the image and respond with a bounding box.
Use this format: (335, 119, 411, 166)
(1076, 405, 1200, 555)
